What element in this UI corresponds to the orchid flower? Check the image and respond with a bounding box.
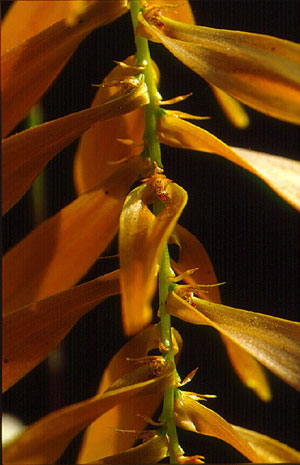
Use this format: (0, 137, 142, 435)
(2, 1, 300, 464)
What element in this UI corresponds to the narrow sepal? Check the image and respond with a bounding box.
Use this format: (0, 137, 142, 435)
(2, 270, 119, 392)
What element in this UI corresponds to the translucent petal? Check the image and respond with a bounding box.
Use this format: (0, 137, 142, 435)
(77, 326, 182, 462)
(1, 1, 129, 136)
(73, 55, 160, 194)
(174, 391, 260, 462)
(119, 180, 187, 335)
(2, 270, 119, 392)
(87, 433, 169, 464)
(170, 224, 221, 303)
(138, 11, 300, 124)
(2, 80, 149, 214)
(158, 113, 300, 211)
(1, 1, 91, 53)
(3, 359, 174, 464)
(232, 425, 300, 463)
(230, 146, 300, 212)
(167, 292, 300, 391)
(170, 225, 271, 401)
(210, 85, 249, 128)
(3, 157, 149, 313)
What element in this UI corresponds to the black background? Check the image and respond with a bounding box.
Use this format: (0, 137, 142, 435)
(2, 1, 300, 463)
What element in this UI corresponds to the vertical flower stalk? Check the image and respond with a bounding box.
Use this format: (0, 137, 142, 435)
(130, 1, 182, 461)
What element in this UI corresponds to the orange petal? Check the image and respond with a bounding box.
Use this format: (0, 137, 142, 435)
(169, 225, 271, 401)
(158, 112, 246, 162)
(3, 156, 149, 313)
(1, 1, 129, 137)
(77, 326, 182, 462)
(158, 114, 300, 211)
(170, 224, 221, 303)
(119, 180, 187, 335)
(138, 11, 300, 124)
(88, 432, 169, 464)
(2, 79, 149, 214)
(2, 270, 119, 392)
(1, 1, 90, 53)
(73, 55, 156, 194)
(2, 359, 175, 464)
(174, 391, 260, 462)
(167, 292, 300, 391)
(232, 425, 300, 463)
(221, 337, 271, 402)
(210, 85, 250, 129)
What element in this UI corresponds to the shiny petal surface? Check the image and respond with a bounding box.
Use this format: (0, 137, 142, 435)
(1, 0, 90, 53)
(1, 1, 129, 136)
(230, 146, 300, 212)
(2, 80, 149, 214)
(167, 292, 300, 391)
(170, 225, 271, 401)
(158, 113, 300, 211)
(139, 12, 300, 124)
(3, 157, 148, 313)
(77, 326, 182, 462)
(174, 391, 260, 462)
(3, 361, 175, 464)
(3, 270, 120, 392)
(232, 425, 300, 463)
(73, 56, 154, 194)
(87, 433, 169, 464)
(119, 181, 187, 335)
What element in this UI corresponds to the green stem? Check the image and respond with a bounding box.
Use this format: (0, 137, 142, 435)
(26, 103, 47, 225)
(130, 1, 182, 462)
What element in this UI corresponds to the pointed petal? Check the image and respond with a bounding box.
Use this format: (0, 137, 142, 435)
(138, 12, 300, 124)
(169, 225, 271, 401)
(167, 292, 300, 391)
(170, 224, 221, 303)
(2, 360, 175, 464)
(221, 336, 271, 402)
(88, 433, 169, 464)
(3, 157, 148, 313)
(210, 85, 250, 128)
(2, 270, 119, 392)
(158, 113, 300, 211)
(2, 80, 149, 214)
(73, 56, 155, 194)
(119, 180, 187, 335)
(232, 425, 300, 463)
(1, 1, 90, 53)
(158, 112, 246, 162)
(231, 146, 300, 212)
(1, 1, 129, 136)
(174, 391, 260, 462)
(77, 326, 182, 462)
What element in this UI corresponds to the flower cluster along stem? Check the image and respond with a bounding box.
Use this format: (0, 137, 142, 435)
(130, 1, 182, 462)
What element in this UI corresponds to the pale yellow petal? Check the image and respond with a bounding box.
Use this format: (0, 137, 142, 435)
(119, 179, 187, 335)
(167, 292, 300, 391)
